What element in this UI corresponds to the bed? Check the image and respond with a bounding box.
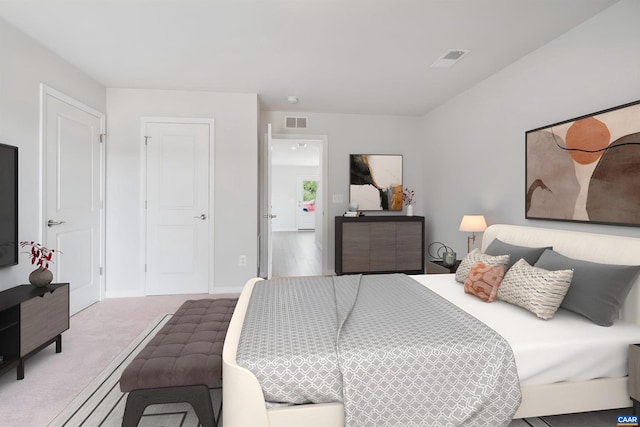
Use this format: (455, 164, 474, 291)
(223, 224, 640, 427)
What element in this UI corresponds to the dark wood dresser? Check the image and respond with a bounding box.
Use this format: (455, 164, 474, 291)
(335, 215, 424, 275)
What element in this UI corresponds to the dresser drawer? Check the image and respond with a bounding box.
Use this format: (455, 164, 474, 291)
(20, 285, 69, 355)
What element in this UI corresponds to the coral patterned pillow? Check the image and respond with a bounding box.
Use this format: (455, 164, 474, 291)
(455, 248, 510, 283)
(464, 262, 505, 302)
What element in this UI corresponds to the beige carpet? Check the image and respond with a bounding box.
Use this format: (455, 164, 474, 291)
(47, 313, 631, 427)
(48, 314, 221, 427)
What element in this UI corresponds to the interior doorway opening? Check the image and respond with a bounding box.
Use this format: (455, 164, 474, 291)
(261, 133, 328, 278)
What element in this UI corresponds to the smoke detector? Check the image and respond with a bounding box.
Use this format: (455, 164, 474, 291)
(287, 96, 299, 104)
(431, 49, 471, 68)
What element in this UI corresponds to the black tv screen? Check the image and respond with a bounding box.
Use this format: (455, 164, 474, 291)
(0, 143, 18, 268)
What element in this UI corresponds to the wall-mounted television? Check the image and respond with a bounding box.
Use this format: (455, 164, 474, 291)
(0, 143, 18, 268)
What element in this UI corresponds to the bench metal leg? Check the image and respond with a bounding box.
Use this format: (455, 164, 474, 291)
(122, 384, 217, 427)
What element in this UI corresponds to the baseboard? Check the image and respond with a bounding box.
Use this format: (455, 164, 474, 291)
(105, 290, 145, 298)
(212, 286, 244, 294)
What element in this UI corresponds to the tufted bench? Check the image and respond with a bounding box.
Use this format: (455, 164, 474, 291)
(119, 298, 237, 427)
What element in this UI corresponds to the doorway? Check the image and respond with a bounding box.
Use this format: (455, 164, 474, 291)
(141, 118, 213, 295)
(41, 85, 105, 315)
(260, 133, 328, 278)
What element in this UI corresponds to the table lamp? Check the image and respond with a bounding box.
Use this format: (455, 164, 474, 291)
(459, 215, 487, 253)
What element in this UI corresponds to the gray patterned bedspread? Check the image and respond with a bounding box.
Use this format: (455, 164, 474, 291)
(236, 274, 521, 426)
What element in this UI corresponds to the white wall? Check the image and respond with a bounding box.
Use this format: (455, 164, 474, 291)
(272, 165, 319, 231)
(106, 88, 258, 296)
(261, 112, 423, 273)
(420, 0, 640, 256)
(0, 19, 106, 291)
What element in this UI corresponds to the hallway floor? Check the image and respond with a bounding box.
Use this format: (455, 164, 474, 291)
(272, 230, 322, 277)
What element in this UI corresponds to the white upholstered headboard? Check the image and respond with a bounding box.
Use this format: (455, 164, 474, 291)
(481, 224, 640, 325)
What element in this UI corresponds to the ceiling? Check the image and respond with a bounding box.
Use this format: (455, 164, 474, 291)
(0, 0, 619, 116)
(271, 139, 321, 166)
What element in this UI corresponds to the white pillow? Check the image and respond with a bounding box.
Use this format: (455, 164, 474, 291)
(498, 258, 573, 320)
(455, 248, 510, 283)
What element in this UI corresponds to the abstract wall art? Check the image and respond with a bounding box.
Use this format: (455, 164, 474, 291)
(526, 100, 640, 226)
(350, 154, 402, 211)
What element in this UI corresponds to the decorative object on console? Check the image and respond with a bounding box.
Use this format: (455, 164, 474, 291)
(459, 214, 487, 253)
(20, 241, 60, 287)
(443, 251, 456, 267)
(349, 154, 402, 211)
(428, 241, 456, 267)
(28, 267, 53, 288)
(526, 99, 640, 226)
(402, 187, 414, 216)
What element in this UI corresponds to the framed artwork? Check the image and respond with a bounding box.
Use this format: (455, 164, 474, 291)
(350, 154, 402, 211)
(526, 100, 640, 226)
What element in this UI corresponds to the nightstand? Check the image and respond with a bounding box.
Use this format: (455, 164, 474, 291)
(426, 260, 461, 274)
(630, 344, 640, 414)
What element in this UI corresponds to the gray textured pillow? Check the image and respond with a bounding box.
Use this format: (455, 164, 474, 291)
(534, 249, 640, 326)
(484, 238, 551, 271)
(455, 248, 510, 283)
(498, 258, 573, 320)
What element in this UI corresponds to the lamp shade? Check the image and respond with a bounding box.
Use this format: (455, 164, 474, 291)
(459, 215, 487, 232)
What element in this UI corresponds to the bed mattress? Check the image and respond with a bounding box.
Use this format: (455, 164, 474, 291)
(413, 273, 640, 386)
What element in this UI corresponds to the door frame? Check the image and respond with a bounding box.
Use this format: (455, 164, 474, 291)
(39, 84, 106, 302)
(139, 117, 215, 294)
(260, 132, 329, 277)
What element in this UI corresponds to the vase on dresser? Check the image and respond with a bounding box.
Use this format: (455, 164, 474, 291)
(406, 205, 414, 216)
(29, 267, 53, 287)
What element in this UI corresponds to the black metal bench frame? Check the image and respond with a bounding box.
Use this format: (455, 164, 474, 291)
(122, 384, 221, 427)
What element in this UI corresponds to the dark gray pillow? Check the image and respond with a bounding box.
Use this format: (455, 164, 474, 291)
(484, 238, 551, 271)
(534, 249, 640, 326)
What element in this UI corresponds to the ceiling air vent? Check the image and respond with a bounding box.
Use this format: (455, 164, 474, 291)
(431, 49, 471, 69)
(285, 116, 308, 129)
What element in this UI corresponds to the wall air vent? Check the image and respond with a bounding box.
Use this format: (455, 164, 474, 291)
(431, 49, 471, 69)
(285, 116, 308, 129)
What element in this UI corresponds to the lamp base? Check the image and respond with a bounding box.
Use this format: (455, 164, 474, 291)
(467, 233, 476, 253)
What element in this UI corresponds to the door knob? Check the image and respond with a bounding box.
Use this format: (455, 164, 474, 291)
(194, 214, 207, 220)
(47, 220, 67, 227)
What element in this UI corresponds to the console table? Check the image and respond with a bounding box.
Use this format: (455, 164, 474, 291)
(0, 283, 70, 380)
(335, 216, 424, 275)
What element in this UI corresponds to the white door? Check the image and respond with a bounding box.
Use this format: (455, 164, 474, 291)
(143, 119, 212, 295)
(43, 86, 104, 315)
(297, 175, 318, 230)
(266, 124, 274, 278)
